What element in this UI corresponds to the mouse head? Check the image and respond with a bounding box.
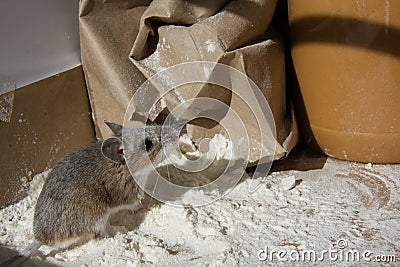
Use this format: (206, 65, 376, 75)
(101, 122, 168, 167)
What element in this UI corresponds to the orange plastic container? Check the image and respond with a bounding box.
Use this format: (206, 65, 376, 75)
(289, 0, 400, 163)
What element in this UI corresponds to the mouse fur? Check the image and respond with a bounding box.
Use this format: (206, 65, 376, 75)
(33, 122, 166, 246)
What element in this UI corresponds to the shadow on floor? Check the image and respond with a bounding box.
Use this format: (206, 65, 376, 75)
(0, 246, 57, 267)
(270, 143, 327, 173)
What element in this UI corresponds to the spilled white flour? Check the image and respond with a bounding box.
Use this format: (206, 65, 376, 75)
(162, 133, 234, 167)
(1, 154, 399, 266)
(205, 40, 217, 53)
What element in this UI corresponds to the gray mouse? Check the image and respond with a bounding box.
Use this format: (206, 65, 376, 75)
(0, 121, 175, 266)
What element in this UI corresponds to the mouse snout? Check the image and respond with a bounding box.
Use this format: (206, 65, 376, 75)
(160, 126, 180, 145)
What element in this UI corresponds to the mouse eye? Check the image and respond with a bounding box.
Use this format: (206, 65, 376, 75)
(144, 139, 153, 152)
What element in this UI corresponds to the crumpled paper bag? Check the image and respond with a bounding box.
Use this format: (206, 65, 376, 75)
(79, 0, 298, 164)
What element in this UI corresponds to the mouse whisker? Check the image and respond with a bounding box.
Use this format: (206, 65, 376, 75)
(163, 151, 171, 183)
(167, 160, 171, 182)
(151, 174, 159, 200)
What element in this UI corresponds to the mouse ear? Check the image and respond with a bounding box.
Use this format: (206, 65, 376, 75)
(104, 121, 123, 136)
(101, 137, 125, 164)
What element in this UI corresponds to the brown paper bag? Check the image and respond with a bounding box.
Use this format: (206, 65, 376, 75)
(79, 0, 298, 164)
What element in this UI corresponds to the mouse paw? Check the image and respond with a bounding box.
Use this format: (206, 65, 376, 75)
(95, 230, 108, 239)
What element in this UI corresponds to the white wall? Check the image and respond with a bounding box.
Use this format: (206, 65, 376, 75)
(0, 0, 81, 89)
